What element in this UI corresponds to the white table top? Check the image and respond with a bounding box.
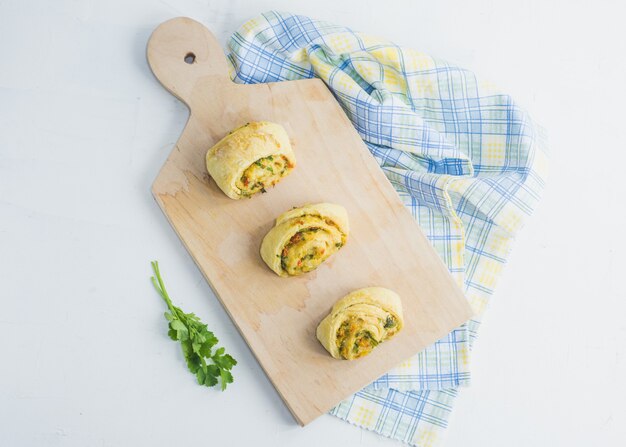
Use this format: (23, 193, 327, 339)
(1, 1, 624, 446)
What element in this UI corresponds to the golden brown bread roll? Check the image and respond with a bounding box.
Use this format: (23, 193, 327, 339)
(260, 203, 349, 277)
(205, 121, 296, 199)
(316, 287, 404, 360)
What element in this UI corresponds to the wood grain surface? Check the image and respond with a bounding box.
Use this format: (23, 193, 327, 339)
(147, 17, 474, 426)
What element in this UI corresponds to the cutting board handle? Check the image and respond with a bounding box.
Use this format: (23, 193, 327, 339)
(147, 17, 233, 106)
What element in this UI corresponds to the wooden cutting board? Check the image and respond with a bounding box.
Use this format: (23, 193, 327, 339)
(147, 17, 474, 426)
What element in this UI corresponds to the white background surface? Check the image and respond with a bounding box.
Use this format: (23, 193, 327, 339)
(1, 0, 625, 446)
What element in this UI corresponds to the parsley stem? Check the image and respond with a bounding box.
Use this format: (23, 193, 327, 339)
(150, 261, 175, 312)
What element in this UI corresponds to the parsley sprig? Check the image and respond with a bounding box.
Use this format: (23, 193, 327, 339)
(150, 261, 237, 390)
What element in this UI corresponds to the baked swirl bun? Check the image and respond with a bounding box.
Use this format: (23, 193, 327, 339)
(316, 287, 404, 360)
(260, 203, 349, 277)
(205, 121, 296, 199)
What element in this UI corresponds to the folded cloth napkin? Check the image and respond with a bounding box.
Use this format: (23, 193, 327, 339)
(227, 11, 547, 446)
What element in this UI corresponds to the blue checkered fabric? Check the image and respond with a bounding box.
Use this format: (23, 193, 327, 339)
(227, 11, 547, 446)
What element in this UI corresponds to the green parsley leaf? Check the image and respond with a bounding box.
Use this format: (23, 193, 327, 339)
(150, 261, 237, 391)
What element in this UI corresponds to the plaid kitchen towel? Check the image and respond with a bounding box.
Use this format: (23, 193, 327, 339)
(227, 11, 547, 446)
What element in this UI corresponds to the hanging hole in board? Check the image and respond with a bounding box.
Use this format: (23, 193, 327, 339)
(184, 52, 196, 64)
